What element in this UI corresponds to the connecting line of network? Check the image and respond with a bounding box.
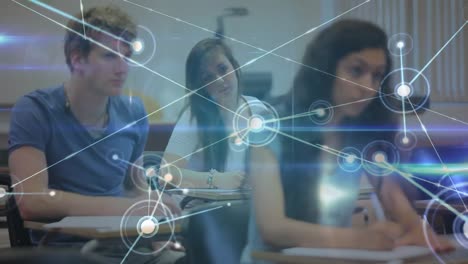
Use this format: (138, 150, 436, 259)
(7, 1, 381, 261)
(119, 0, 468, 215)
(165, 19, 468, 259)
(10, 0, 257, 188)
(264, 126, 468, 223)
(7, 0, 468, 262)
(255, 22, 468, 225)
(17, 1, 464, 186)
(26, 0, 250, 119)
(122, 0, 468, 130)
(12, 0, 468, 190)
(116, 126, 252, 191)
(9, 0, 375, 188)
(408, 95, 468, 210)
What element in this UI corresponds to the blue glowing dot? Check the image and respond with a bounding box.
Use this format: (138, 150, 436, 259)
(0, 35, 7, 44)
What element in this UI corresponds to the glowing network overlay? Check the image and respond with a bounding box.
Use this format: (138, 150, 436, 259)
(7, 0, 468, 262)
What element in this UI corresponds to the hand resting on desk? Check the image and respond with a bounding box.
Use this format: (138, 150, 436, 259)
(395, 219, 455, 253)
(355, 220, 454, 253)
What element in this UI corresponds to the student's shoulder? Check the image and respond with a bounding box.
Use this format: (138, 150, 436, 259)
(112, 95, 146, 119)
(243, 95, 262, 104)
(13, 85, 64, 113)
(243, 95, 269, 114)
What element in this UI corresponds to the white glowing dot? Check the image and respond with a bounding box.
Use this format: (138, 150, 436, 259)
(174, 242, 181, 249)
(132, 40, 144, 53)
(402, 137, 409, 144)
(249, 116, 264, 131)
(374, 152, 386, 163)
(0, 188, 6, 198)
(316, 108, 326, 117)
(112, 154, 119, 161)
(140, 219, 156, 235)
(164, 173, 173, 183)
(145, 167, 157, 178)
(227, 202, 231, 207)
(397, 41, 405, 49)
(49, 190, 56, 197)
(345, 154, 356, 164)
(397, 84, 411, 97)
(182, 188, 189, 195)
(234, 137, 243, 146)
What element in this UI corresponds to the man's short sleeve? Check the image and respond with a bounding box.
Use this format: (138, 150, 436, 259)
(129, 97, 149, 163)
(8, 96, 51, 154)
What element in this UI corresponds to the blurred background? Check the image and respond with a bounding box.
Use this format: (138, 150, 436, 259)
(0, 0, 466, 148)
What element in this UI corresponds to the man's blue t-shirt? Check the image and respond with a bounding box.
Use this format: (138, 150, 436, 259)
(8, 85, 149, 197)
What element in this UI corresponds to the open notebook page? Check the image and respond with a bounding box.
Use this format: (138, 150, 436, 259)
(282, 246, 431, 262)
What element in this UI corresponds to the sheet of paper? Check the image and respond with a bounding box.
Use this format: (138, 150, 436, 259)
(282, 246, 431, 261)
(167, 188, 250, 194)
(44, 216, 164, 231)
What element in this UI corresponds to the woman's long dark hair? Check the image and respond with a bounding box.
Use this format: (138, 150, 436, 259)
(281, 19, 398, 222)
(184, 38, 242, 171)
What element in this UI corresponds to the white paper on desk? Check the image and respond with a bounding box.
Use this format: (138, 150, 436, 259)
(44, 216, 164, 232)
(168, 188, 249, 194)
(282, 246, 431, 262)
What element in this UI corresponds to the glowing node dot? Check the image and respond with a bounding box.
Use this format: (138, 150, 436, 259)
(49, 190, 56, 197)
(163, 173, 173, 183)
(397, 41, 405, 49)
(0, 188, 6, 198)
(132, 40, 144, 53)
(112, 154, 119, 161)
(402, 137, 409, 144)
(374, 152, 386, 163)
(234, 137, 243, 146)
(182, 188, 189, 195)
(174, 242, 181, 249)
(249, 116, 264, 131)
(345, 154, 356, 164)
(316, 108, 326, 117)
(140, 219, 156, 235)
(227, 202, 231, 207)
(397, 84, 411, 97)
(145, 167, 157, 178)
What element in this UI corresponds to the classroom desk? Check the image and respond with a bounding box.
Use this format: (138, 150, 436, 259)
(251, 242, 468, 264)
(170, 189, 250, 209)
(414, 200, 467, 213)
(172, 188, 250, 201)
(0, 167, 9, 174)
(23, 219, 181, 240)
(413, 199, 466, 234)
(251, 250, 468, 264)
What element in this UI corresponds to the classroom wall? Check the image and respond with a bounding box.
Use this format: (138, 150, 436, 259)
(0, 0, 327, 120)
(0, 0, 467, 148)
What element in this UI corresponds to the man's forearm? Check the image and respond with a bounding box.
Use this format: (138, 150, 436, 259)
(19, 189, 139, 221)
